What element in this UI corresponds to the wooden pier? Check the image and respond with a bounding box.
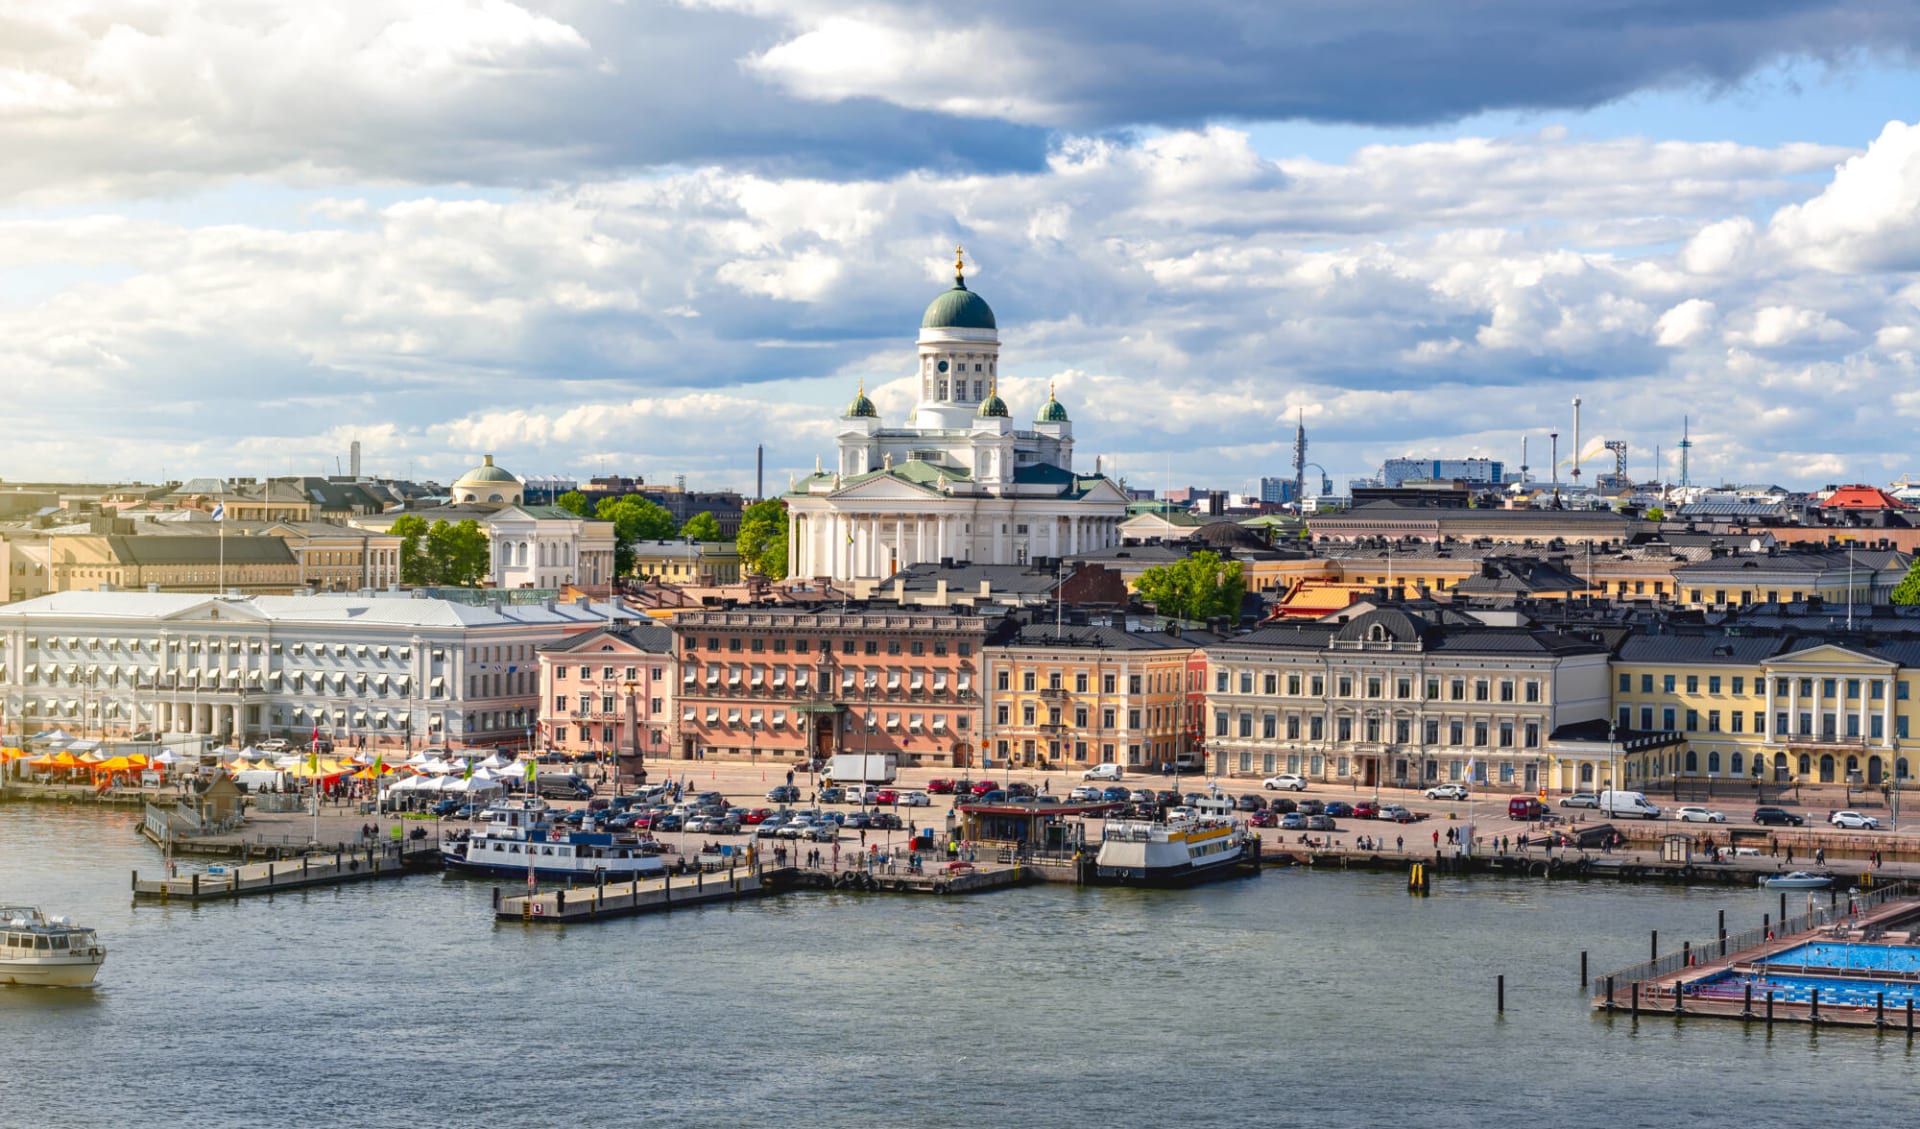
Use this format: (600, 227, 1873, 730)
(132, 843, 438, 902)
(779, 860, 1030, 894)
(495, 861, 768, 923)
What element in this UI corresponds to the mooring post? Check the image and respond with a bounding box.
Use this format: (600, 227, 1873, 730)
(131, 870, 137, 892)
(1497, 974, 1504, 1013)
(1675, 978, 1684, 1015)
(191, 873, 199, 898)
(1651, 929, 1659, 961)
(1907, 999, 1914, 1037)
(492, 887, 500, 910)
(1780, 891, 1787, 923)
(1606, 975, 1615, 1010)
(1767, 989, 1775, 1026)
(1630, 982, 1640, 1018)
(1878, 991, 1886, 1028)
(1580, 950, 1588, 988)
(1811, 986, 1821, 1023)
(1763, 912, 1770, 938)
(1718, 909, 1726, 956)
(1743, 982, 1753, 1018)
(1682, 940, 1691, 968)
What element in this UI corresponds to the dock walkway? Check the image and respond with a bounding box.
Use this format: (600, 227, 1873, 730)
(132, 842, 438, 902)
(496, 861, 766, 923)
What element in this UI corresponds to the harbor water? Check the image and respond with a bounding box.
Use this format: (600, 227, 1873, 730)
(3, 804, 1915, 1128)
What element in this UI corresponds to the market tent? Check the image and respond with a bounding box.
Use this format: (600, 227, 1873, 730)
(443, 776, 504, 795)
(153, 750, 181, 765)
(30, 751, 83, 769)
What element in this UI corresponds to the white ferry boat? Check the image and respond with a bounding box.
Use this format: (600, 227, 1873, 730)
(1094, 815, 1250, 887)
(441, 799, 667, 881)
(0, 906, 107, 987)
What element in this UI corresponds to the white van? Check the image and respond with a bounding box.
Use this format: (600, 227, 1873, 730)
(1082, 763, 1125, 781)
(1598, 790, 1661, 820)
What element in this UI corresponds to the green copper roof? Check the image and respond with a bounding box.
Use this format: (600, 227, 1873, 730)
(977, 392, 1009, 418)
(1036, 388, 1069, 422)
(921, 283, 997, 331)
(844, 387, 879, 418)
(457, 457, 518, 484)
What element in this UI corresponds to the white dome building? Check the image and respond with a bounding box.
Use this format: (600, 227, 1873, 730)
(452, 455, 524, 505)
(785, 249, 1127, 581)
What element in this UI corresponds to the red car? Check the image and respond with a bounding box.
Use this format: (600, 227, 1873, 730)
(1248, 809, 1279, 828)
(875, 789, 899, 805)
(970, 780, 999, 796)
(927, 779, 956, 794)
(742, 808, 774, 825)
(1353, 801, 1380, 820)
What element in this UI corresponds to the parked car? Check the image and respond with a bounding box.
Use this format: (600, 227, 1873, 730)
(1381, 805, 1419, 823)
(1235, 794, 1264, 812)
(970, 780, 999, 796)
(1278, 812, 1307, 830)
(927, 779, 956, 794)
(1352, 801, 1380, 819)
(1295, 799, 1325, 816)
(1069, 785, 1105, 802)
(1508, 797, 1548, 821)
(1424, 783, 1470, 801)
(977, 790, 1009, 804)
(1305, 814, 1337, 832)
(875, 789, 899, 805)
(453, 803, 480, 820)
(1248, 809, 1279, 828)
(766, 785, 800, 804)
(1831, 810, 1881, 830)
(1006, 782, 1037, 799)
(818, 787, 847, 804)
(1101, 786, 1130, 803)
(1753, 807, 1804, 826)
(431, 798, 463, 818)
(843, 812, 873, 830)
(1082, 762, 1125, 781)
(1675, 806, 1726, 824)
(1154, 790, 1181, 806)
(1324, 801, 1354, 818)
(1559, 792, 1600, 809)
(870, 813, 904, 830)
(899, 791, 931, 807)
(1268, 797, 1298, 815)
(741, 808, 774, 825)
(1262, 774, 1308, 791)
(1130, 788, 1158, 804)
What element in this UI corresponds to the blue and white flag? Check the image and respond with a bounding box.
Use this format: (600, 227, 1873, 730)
(210, 503, 225, 522)
(1464, 756, 1477, 783)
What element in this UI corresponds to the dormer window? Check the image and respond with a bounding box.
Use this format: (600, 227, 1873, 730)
(1369, 625, 1386, 642)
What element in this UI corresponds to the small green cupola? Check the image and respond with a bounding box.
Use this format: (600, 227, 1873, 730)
(844, 379, 879, 419)
(977, 376, 1010, 418)
(1036, 381, 1069, 423)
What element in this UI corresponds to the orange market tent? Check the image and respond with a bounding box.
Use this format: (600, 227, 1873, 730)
(29, 751, 84, 770)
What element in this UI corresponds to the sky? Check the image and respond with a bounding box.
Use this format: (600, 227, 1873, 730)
(7, 2, 1920, 496)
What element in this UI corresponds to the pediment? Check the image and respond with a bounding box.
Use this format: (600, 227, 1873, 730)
(1766, 643, 1893, 669)
(159, 600, 272, 624)
(831, 476, 942, 501)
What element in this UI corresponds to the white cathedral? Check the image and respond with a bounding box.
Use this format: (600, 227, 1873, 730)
(786, 249, 1129, 581)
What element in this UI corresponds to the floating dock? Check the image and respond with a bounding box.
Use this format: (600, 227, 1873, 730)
(495, 861, 768, 923)
(1592, 880, 1920, 1028)
(132, 843, 438, 901)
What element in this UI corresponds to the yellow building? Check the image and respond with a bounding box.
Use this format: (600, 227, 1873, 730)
(984, 622, 1209, 771)
(43, 534, 302, 595)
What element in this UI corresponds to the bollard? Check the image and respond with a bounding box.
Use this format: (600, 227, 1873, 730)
(492, 887, 500, 910)
(1497, 974, 1504, 1013)
(1878, 991, 1886, 1028)
(1763, 912, 1770, 939)
(1631, 982, 1640, 1018)
(1811, 986, 1820, 1023)
(191, 873, 199, 898)
(1780, 891, 1787, 924)
(1675, 979, 1684, 1015)
(1767, 989, 1774, 1026)
(1581, 950, 1588, 988)
(1908, 999, 1914, 1037)
(1743, 982, 1753, 1018)
(1718, 909, 1727, 956)
(268, 863, 275, 887)
(1683, 940, 1691, 968)
(1651, 929, 1659, 961)
(131, 870, 137, 892)
(556, 889, 566, 914)
(1606, 975, 1615, 1011)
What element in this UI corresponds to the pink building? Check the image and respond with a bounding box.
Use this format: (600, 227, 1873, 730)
(537, 618, 675, 785)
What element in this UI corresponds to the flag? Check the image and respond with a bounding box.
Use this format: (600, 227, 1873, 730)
(846, 526, 855, 544)
(525, 758, 537, 783)
(1464, 756, 1476, 783)
(463, 758, 474, 781)
(372, 753, 384, 775)
(308, 748, 319, 774)
(210, 503, 225, 522)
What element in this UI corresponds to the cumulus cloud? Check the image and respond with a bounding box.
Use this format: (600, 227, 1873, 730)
(1771, 119, 1920, 271)
(7, 116, 1920, 489)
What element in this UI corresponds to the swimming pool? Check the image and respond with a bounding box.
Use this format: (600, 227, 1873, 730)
(1690, 969, 1920, 1009)
(1765, 941, 1920, 973)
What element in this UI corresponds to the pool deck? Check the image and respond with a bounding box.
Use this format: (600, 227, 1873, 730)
(1593, 885, 1920, 1028)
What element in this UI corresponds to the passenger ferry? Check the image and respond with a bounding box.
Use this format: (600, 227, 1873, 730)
(0, 906, 107, 987)
(1093, 815, 1250, 887)
(441, 798, 667, 881)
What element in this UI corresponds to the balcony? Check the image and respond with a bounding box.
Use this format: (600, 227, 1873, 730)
(1038, 687, 1069, 700)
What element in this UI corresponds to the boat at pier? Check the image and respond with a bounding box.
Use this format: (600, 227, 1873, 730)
(1762, 871, 1833, 890)
(441, 799, 667, 881)
(1093, 815, 1250, 887)
(0, 906, 107, 987)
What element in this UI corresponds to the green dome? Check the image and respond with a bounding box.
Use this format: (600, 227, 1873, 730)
(844, 384, 879, 418)
(921, 283, 997, 331)
(457, 455, 518, 484)
(977, 392, 1009, 418)
(1036, 386, 1069, 423)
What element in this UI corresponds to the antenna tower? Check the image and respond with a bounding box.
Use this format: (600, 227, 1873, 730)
(1292, 409, 1307, 508)
(1678, 417, 1693, 488)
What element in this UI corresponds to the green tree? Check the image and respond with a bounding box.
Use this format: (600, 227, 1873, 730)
(736, 498, 789, 579)
(554, 490, 591, 518)
(427, 519, 491, 587)
(1893, 557, 1920, 606)
(1644, 505, 1666, 522)
(1135, 550, 1245, 622)
(596, 494, 678, 575)
(391, 514, 435, 586)
(680, 511, 724, 543)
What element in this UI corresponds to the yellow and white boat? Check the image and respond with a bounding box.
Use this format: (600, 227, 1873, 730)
(1094, 815, 1250, 886)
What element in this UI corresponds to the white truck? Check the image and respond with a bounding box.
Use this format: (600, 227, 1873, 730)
(1598, 790, 1662, 820)
(823, 754, 897, 785)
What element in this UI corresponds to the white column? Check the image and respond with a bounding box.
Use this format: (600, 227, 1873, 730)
(1788, 678, 1798, 736)
(1764, 672, 1775, 739)
(993, 516, 1005, 563)
(1884, 683, 1895, 748)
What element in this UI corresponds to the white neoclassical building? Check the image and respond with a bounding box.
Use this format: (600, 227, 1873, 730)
(786, 250, 1129, 581)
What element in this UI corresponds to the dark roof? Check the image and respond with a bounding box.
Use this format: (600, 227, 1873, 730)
(996, 622, 1215, 651)
(1615, 635, 1785, 664)
(542, 620, 675, 655)
(104, 535, 295, 566)
(1548, 719, 1686, 750)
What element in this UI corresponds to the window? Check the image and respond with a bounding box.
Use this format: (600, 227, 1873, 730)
(1238, 713, 1253, 738)
(1731, 712, 1744, 733)
(1075, 673, 1088, 693)
(1732, 677, 1744, 695)
(1686, 675, 1698, 693)
(1337, 676, 1353, 697)
(1022, 672, 1036, 692)
(1498, 681, 1514, 703)
(1264, 673, 1279, 695)
(1449, 721, 1464, 746)
(1524, 722, 1539, 748)
(1286, 716, 1302, 740)
(1424, 720, 1440, 744)
(1214, 711, 1228, 737)
(1473, 722, 1488, 747)
(1663, 675, 1676, 693)
(1336, 717, 1352, 741)
(1137, 674, 1148, 695)
(1425, 677, 1439, 700)
(1450, 679, 1465, 701)
(1288, 674, 1302, 695)
(1215, 670, 1228, 693)
(1685, 709, 1699, 731)
(1309, 718, 1324, 741)
(997, 671, 1010, 691)
(1498, 722, 1513, 747)
(1641, 674, 1653, 693)
(1262, 715, 1276, 739)
(1663, 707, 1676, 731)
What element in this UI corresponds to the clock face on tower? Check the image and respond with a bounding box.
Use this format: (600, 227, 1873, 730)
(937, 360, 949, 373)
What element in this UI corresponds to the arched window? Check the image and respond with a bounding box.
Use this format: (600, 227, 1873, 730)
(1369, 625, 1386, 642)
(1899, 758, 1911, 781)
(1730, 752, 1744, 776)
(1684, 749, 1698, 774)
(1797, 753, 1811, 776)
(1579, 763, 1594, 785)
(1707, 751, 1721, 774)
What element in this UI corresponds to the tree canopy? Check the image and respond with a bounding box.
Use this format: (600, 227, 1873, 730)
(680, 511, 724, 543)
(596, 494, 678, 575)
(736, 498, 789, 579)
(1135, 550, 1245, 623)
(554, 490, 591, 518)
(1893, 557, 1920, 606)
(392, 514, 489, 586)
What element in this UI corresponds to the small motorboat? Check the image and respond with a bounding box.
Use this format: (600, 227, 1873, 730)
(0, 906, 107, 987)
(1762, 871, 1832, 890)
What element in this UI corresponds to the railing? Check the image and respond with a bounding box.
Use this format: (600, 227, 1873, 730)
(1591, 880, 1916, 998)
